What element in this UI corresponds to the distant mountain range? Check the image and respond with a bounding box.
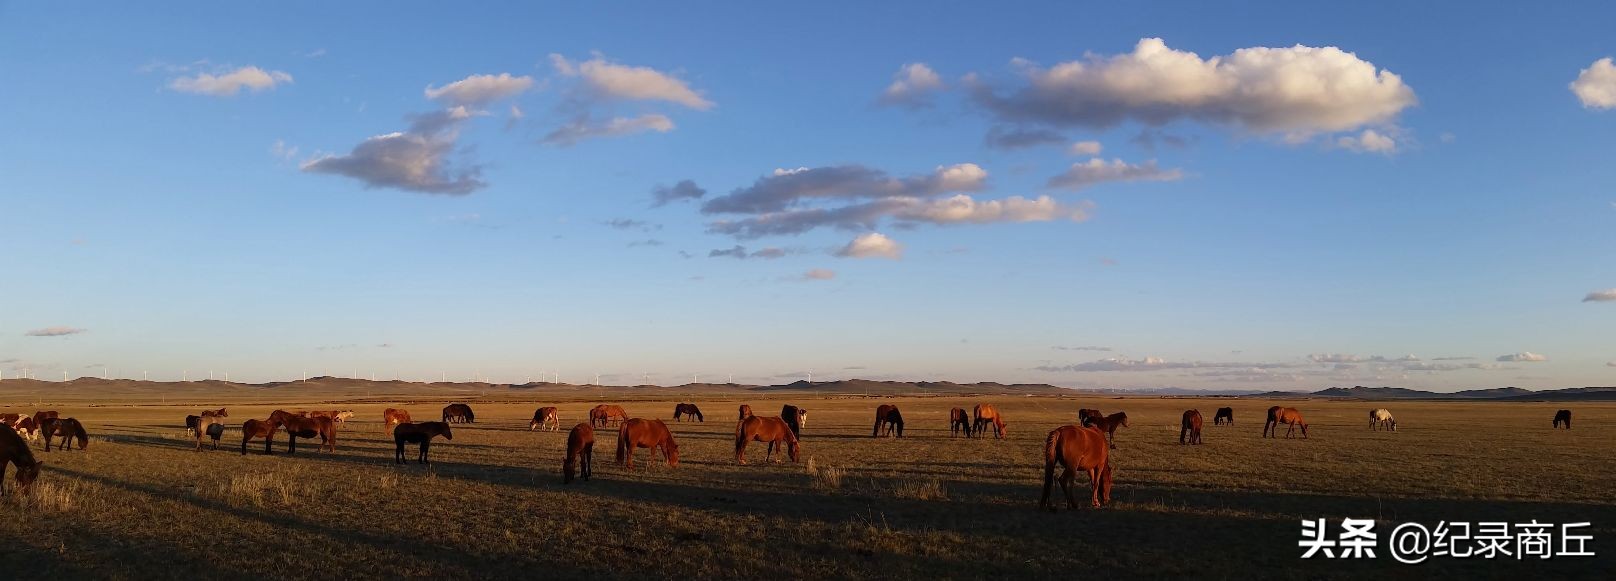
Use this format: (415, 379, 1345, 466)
(1259, 385, 1616, 401)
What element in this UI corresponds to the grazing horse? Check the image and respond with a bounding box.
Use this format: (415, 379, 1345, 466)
(529, 407, 560, 432)
(383, 408, 412, 434)
(949, 407, 973, 438)
(738, 404, 754, 421)
(43, 418, 89, 452)
(1180, 410, 1203, 445)
(393, 422, 453, 465)
(616, 418, 678, 470)
(240, 418, 278, 455)
(278, 413, 337, 454)
(1263, 406, 1308, 439)
(0, 425, 42, 496)
(781, 405, 806, 438)
(563, 423, 595, 483)
(872, 404, 904, 438)
(590, 404, 628, 428)
(1077, 408, 1104, 427)
(1086, 412, 1129, 449)
(441, 403, 475, 424)
(1370, 408, 1397, 431)
(32, 411, 58, 430)
(973, 404, 1007, 439)
(14, 417, 38, 442)
(1553, 409, 1572, 430)
(194, 413, 228, 451)
(1040, 425, 1112, 511)
(673, 403, 705, 422)
(1214, 407, 1234, 426)
(735, 416, 799, 464)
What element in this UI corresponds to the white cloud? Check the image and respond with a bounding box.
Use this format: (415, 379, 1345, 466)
(1582, 289, 1616, 302)
(969, 38, 1415, 140)
(1068, 140, 1103, 156)
(550, 53, 712, 110)
(1570, 57, 1616, 110)
(703, 163, 987, 215)
(270, 140, 299, 161)
(1309, 353, 1361, 363)
(836, 232, 904, 259)
(424, 73, 535, 108)
(25, 327, 87, 337)
(301, 108, 483, 195)
(1047, 158, 1183, 190)
(879, 63, 945, 108)
(541, 114, 674, 146)
(1496, 352, 1548, 362)
(894, 194, 1089, 224)
(1336, 128, 1398, 154)
(803, 268, 836, 281)
(169, 66, 293, 96)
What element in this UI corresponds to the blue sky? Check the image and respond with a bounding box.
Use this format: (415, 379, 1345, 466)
(3, 2, 1615, 390)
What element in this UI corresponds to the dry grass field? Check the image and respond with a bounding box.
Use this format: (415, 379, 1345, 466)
(1, 392, 1612, 579)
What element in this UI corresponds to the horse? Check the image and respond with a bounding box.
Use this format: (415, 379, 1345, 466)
(616, 418, 678, 470)
(1213, 407, 1234, 426)
(0, 414, 18, 427)
(1553, 409, 1572, 429)
(735, 416, 799, 464)
(32, 411, 58, 429)
(673, 403, 704, 422)
(1077, 408, 1104, 427)
(1263, 406, 1308, 439)
(307, 410, 353, 424)
(738, 404, 754, 421)
(563, 423, 594, 484)
(240, 418, 279, 455)
(0, 425, 42, 496)
(1370, 408, 1397, 431)
(1086, 412, 1129, 449)
(1039, 425, 1112, 511)
(13, 417, 38, 442)
(278, 413, 336, 454)
(441, 403, 475, 424)
(529, 407, 559, 431)
(383, 408, 412, 434)
(872, 404, 904, 438)
(393, 422, 453, 465)
(184, 414, 201, 437)
(590, 404, 628, 428)
(781, 405, 806, 438)
(973, 404, 1007, 439)
(1179, 410, 1203, 445)
(194, 413, 228, 451)
(949, 407, 973, 438)
(43, 418, 89, 452)
(200, 408, 227, 419)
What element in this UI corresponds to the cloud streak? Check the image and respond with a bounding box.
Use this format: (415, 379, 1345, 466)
(25, 327, 87, 337)
(169, 66, 293, 96)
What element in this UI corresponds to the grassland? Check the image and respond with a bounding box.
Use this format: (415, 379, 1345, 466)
(1, 391, 1611, 579)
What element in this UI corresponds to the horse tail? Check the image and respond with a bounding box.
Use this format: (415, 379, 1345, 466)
(1040, 428, 1060, 508)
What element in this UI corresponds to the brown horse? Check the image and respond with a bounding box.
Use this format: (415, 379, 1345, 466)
(1553, 409, 1572, 429)
(383, 408, 412, 434)
(872, 404, 904, 438)
(441, 403, 475, 423)
(973, 404, 1007, 439)
(1040, 425, 1113, 511)
(673, 403, 704, 422)
(13, 417, 38, 442)
(1263, 406, 1308, 439)
(738, 404, 754, 421)
(278, 413, 337, 453)
(0, 414, 18, 426)
(590, 404, 628, 428)
(529, 407, 559, 431)
(43, 418, 88, 452)
(194, 413, 227, 451)
(184, 414, 202, 437)
(735, 415, 799, 464)
(240, 419, 278, 455)
(949, 407, 973, 438)
(32, 411, 58, 429)
(1086, 412, 1129, 449)
(201, 407, 228, 418)
(616, 418, 678, 470)
(1213, 407, 1234, 426)
(0, 425, 42, 496)
(1078, 408, 1104, 427)
(563, 423, 594, 484)
(1180, 410, 1203, 445)
(393, 422, 452, 465)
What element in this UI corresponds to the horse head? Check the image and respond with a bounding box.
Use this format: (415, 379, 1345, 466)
(440, 424, 454, 441)
(663, 438, 679, 467)
(14, 459, 41, 494)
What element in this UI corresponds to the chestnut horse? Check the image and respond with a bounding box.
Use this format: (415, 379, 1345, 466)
(32, 411, 58, 429)
(0, 425, 42, 496)
(590, 404, 628, 428)
(383, 408, 412, 434)
(1078, 408, 1104, 427)
(1040, 425, 1112, 511)
(949, 407, 973, 438)
(973, 404, 1007, 439)
(673, 403, 704, 422)
(735, 415, 799, 464)
(393, 422, 453, 465)
(1263, 406, 1308, 439)
(441, 403, 475, 423)
(1214, 407, 1234, 426)
(240, 418, 278, 455)
(872, 404, 904, 438)
(1179, 410, 1203, 445)
(43, 418, 89, 452)
(529, 407, 559, 431)
(780, 405, 806, 438)
(738, 404, 754, 421)
(616, 418, 678, 470)
(1553, 409, 1572, 429)
(278, 413, 337, 453)
(201, 407, 228, 419)
(563, 423, 594, 483)
(1086, 412, 1129, 449)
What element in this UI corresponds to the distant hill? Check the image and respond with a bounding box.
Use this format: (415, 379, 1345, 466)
(1282, 385, 1616, 401)
(749, 379, 1069, 395)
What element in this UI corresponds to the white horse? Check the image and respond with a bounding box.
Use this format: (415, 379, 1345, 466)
(1369, 408, 1396, 431)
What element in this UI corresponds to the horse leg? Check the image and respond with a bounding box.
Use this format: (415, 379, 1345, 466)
(395, 440, 405, 464)
(421, 441, 431, 465)
(582, 445, 592, 481)
(1061, 466, 1079, 509)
